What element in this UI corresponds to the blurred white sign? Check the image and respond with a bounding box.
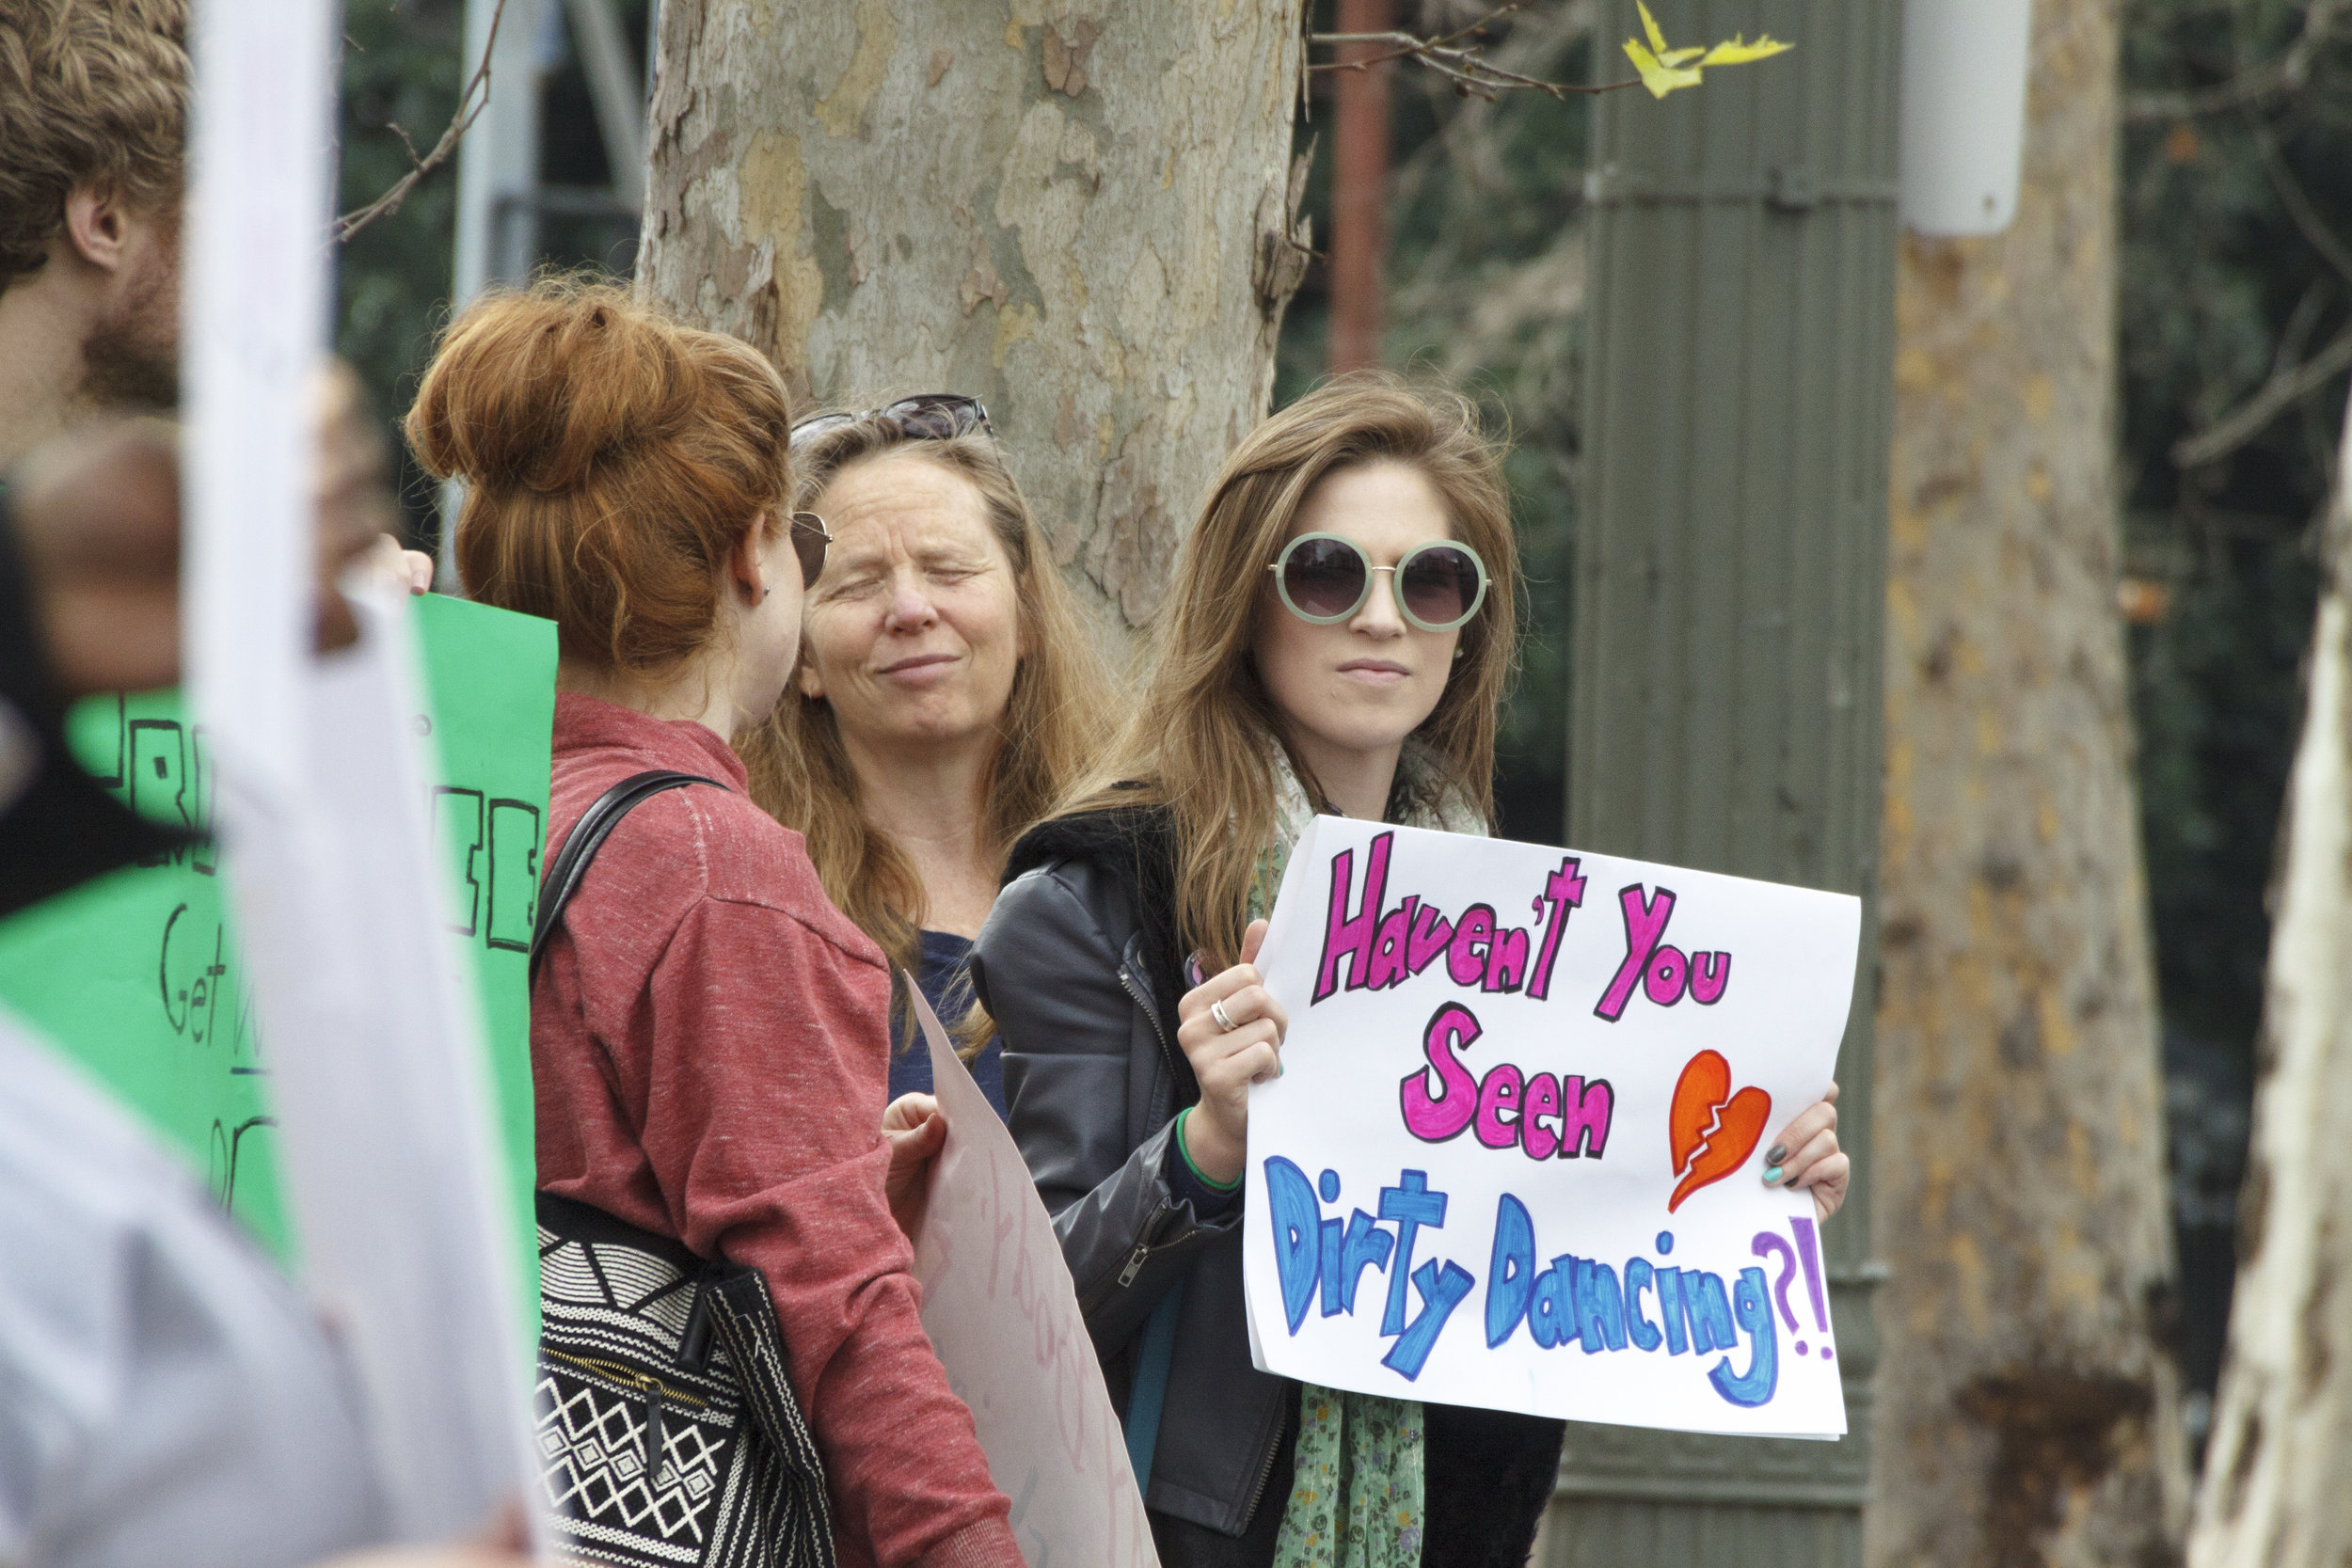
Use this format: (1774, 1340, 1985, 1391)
(183, 0, 536, 1540)
(908, 987, 1159, 1568)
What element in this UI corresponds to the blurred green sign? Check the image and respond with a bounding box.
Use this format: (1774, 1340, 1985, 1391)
(0, 594, 555, 1276)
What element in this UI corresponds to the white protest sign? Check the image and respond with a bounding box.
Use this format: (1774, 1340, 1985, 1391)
(906, 986, 1160, 1568)
(1242, 818, 1859, 1438)
(185, 0, 331, 797)
(183, 0, 536, 1528)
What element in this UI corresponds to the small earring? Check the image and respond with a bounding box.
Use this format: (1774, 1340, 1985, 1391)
(762, 587, 772, 602)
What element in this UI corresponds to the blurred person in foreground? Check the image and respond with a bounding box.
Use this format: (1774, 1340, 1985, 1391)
(741, 398, 1111, 1152)
(0, 390, 514, 1568)
(0, 4, 484, 1561)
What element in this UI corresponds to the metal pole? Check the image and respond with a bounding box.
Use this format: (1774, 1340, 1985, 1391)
(563, 0, 644, 211)
(450, 0, 545, 308)
(441, 0, 546, 589)
(1558, 2, 1899, 1561)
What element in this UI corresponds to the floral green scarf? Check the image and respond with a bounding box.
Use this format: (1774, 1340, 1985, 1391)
(1254, 750, 1485, 1568)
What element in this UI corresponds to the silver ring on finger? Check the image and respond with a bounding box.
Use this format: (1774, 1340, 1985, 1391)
(1210, 998, 1237, 1034)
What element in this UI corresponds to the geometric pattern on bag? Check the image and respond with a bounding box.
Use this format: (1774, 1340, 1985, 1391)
(535, 1194, 835, 1568)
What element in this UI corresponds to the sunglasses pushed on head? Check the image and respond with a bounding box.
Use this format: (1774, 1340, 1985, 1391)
(782, 395, 992, 588)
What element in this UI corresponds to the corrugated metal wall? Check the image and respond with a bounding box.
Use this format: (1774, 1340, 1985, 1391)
(1554, 2, 1899, 1560)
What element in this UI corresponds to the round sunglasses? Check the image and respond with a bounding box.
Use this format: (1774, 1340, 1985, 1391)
(787, 510, 831, 587)
(1266, 532, 1489, 632)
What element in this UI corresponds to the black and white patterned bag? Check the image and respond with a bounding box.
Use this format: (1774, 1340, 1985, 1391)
(534, 1194, 835, 1568)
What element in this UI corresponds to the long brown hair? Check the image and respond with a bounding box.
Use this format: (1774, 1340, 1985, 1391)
(1062, 372, 1519, 972)
(406, 277, 793, 672)
(739, 414, 1113, 992)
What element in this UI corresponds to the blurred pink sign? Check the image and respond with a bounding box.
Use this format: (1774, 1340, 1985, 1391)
(906, 985, 1160, 1568)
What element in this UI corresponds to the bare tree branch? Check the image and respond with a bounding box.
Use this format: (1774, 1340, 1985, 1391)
(1311, 4, 1639, 100)
(1388, 0, 1592, 309)
(334, 0, 508, 245)
(2127, 59, 2300, 123)
(2271, 278, 2333, 381)
(2251, 121, 2352, 290)
(2174, 318, 2352, 467)
(2124, 0, 2351, 122)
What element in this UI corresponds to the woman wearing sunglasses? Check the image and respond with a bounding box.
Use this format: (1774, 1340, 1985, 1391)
(407, 283, 1022, 1568)
(742, 396, 1108, 1158)
(969, 375, 1847, 1567)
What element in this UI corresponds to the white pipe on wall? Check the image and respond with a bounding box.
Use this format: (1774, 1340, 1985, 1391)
(1898, 0, 2034, 237)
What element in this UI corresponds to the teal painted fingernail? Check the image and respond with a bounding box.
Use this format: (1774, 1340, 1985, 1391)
(1763, 1164, 1784, 1185)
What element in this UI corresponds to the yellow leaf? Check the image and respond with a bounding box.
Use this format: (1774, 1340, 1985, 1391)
(1624, 37, 1703, 98)
(1626, 6, 1790, 99)
(1638, 0, 1670, 55)
(1700, 34, 1793, 66)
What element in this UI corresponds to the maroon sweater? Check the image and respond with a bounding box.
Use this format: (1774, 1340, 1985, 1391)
(533, 693, 1019, 1568)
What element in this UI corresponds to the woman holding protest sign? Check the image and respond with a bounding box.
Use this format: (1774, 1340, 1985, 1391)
(407, 280, 1022, 1568)
(971, 374, 1849, 1567)
(741, 397, 1110, 1132)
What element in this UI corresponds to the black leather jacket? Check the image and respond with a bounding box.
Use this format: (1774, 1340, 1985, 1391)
(970, 805, 1286, 1543)
(971, 804, 1565, 1565)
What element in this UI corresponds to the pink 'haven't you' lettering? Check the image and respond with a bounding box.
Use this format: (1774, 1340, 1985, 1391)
(1594, 883, 1732, 1022)
(1314, 832, 1586, 1006)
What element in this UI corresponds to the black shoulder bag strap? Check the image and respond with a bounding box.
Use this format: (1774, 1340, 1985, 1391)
(529, 769, 726, 985)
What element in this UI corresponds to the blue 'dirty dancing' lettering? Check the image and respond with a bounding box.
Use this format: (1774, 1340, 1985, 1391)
(1264, 1163, 1793, 1407)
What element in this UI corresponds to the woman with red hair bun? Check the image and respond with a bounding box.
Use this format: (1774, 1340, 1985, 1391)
(408, 278, 1022, 1568)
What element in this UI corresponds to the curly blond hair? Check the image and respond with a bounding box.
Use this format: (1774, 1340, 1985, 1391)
(0, 0, 188, 287)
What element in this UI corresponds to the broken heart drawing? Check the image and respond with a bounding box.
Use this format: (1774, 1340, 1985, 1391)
(1667, 1049, 1772, 1212)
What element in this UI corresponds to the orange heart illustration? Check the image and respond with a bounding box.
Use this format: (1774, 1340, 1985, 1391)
(1666, 1049, 1772, 1213)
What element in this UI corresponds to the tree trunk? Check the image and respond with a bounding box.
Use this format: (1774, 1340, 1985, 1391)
(635, 0, 1311, 632)
(2185, 397, 2352, 1568)
(1867, 2, 2190, 1564)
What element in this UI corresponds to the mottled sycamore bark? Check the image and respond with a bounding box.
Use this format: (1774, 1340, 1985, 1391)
(1867, 1, 2189, 1564)
(636, 0, 1311, 632)
(2187, 398, 2352, 1568)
